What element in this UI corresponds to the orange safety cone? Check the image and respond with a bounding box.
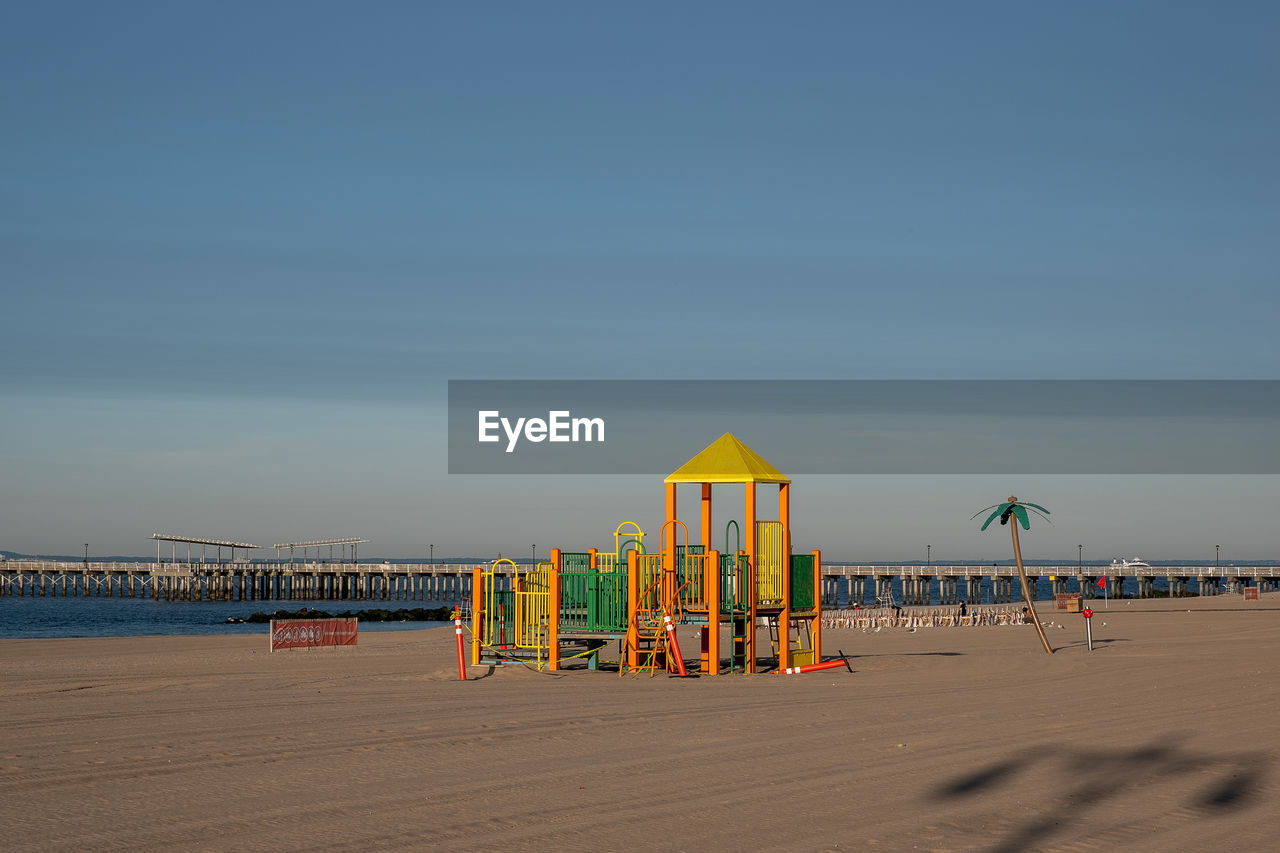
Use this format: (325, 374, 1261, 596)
(662, 613, 689, 677)
(453, 608, 467, 681)
(779, 653, 852, 675)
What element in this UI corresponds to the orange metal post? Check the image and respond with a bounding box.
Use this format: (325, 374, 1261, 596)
(779, 482, 790, 541)
(778, 482, 791, 672)
(548, 548, 561, 671)
(665, 482, 677, 607)
(706, 549, 721, 675)
(706, 481, 716, 666)
(700, 482, 714, 671)
(700, 483, 713, 551)
(588, 547, 597, 570)
(745, 481, 757, 673)
(812, 549, 823, 662)
(626, 548, 640, 672)
(470, 567, 483, 665)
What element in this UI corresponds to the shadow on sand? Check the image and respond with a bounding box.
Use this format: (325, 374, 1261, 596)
(849, 651, 965, 659)
(929, 740, 1267, 853)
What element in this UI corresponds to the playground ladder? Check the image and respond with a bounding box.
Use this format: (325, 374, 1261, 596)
(719, 551, 753, 673)
(728, 610, 751, 674)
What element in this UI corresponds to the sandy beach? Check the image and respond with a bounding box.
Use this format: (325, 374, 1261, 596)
(3, 596, 1278, 852)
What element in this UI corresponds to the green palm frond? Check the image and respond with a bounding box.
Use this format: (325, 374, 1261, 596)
(1023, 506, 1051, 525)
(975, 497, 1051, 531)
(978, 502, 1014, 531)
(970, 502, 1007, 521)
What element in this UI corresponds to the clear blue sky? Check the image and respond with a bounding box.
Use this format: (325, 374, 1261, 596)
(3, 2, 1277, 561)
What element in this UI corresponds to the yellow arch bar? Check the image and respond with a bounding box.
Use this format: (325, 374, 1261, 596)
(614, 521, 646, 555)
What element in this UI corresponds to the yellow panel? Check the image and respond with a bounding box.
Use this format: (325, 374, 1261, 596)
(664, 433, 790, 484)
(755, 520, 785, 603)
(514, 564, 553, 670)
(514, 566, 551, 650)
(790, 617, 816, 665)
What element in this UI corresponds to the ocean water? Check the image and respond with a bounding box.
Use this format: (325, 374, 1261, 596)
(0, 595, 452, 639)
(0, 574, 1205, 639)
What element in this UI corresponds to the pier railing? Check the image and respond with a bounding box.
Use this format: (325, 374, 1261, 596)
(3, 561, 1276, 605)
(4, 560, 1273, 578)
(0, 561, 491, 602)
(820, 564, 1280, 579)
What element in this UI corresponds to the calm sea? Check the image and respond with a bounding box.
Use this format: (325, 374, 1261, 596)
(0, 596, 452, 640)
(0, 575, 1188, 639)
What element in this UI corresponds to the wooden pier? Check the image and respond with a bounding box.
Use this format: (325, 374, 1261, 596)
(0, 561, 481, 603)
(817, 564, 1280, 606)
(3, 561, 1277, 606)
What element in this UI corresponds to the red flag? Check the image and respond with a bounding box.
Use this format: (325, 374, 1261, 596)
(1096, 577, 1107, 589)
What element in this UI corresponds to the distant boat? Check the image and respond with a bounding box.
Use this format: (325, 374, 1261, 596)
(1110, 558, 1152, 570)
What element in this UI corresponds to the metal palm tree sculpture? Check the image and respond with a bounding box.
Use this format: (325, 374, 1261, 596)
(974, 496, 1054, 654)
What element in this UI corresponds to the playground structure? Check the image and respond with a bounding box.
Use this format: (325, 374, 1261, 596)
(469, 434, 824, 675)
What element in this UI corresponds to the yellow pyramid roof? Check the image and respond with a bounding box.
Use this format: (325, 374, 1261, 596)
(664, 433, 790, 484)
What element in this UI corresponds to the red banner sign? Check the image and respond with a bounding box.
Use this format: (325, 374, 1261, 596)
(270, 618, 358, 651)
(1055, 594, 1083, 611)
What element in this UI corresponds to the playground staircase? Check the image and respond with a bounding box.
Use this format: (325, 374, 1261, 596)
(728, 610, 751, 673)
(629, 609, 669, 676)
(624, 544, 704, 676)
(624, 557, 678, 676)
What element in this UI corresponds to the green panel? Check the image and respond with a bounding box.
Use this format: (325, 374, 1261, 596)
(590, 571, 628, 632)
(790, 553, 815, 610)
(559, 553, 591, 629)
(558, 553, 627, 632)
(489, 589, 516, 646)
(675, 545, 705, 582)
(720, 553, 750, 614)
(674, 544, 707, 610)
(562, 552, 591, 572)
